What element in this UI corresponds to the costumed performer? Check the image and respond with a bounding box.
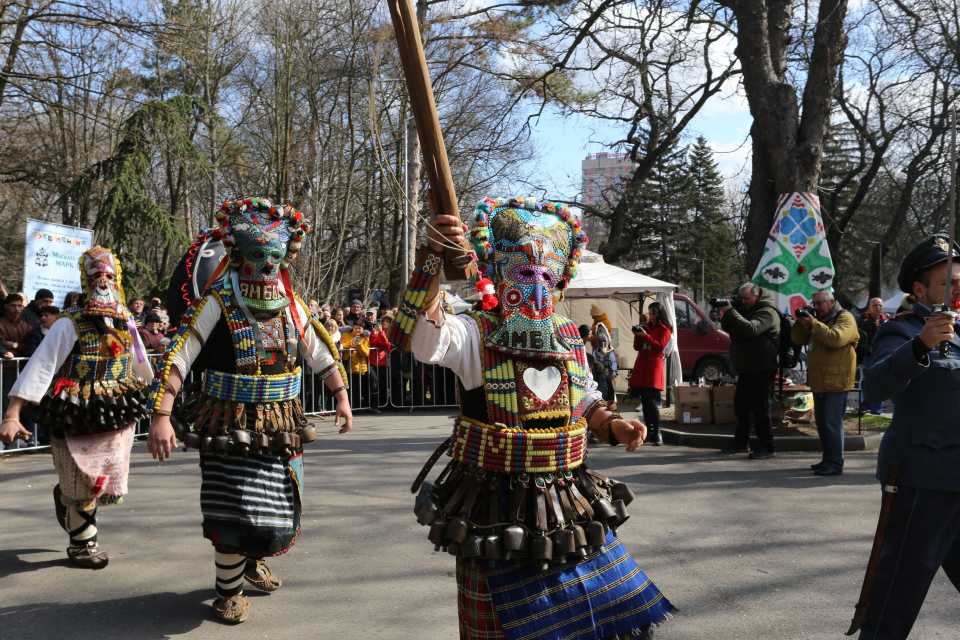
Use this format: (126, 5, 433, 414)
(0, 247, 153, 568)
(147, 197, 352, 624)
(390, 195, 675, 640)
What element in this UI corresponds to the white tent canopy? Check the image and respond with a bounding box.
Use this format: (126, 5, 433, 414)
(561, 250, 677, 296)
(554, 251, 678, 393)
(882, 292, 908, 313)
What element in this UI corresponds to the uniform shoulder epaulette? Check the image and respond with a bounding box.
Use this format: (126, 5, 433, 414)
(893, 310, 921, 321)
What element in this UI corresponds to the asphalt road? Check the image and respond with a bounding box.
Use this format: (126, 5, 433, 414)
(0, 411, 956, 640)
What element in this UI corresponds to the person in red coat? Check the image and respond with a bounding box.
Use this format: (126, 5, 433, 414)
(629, 301, 672, 445)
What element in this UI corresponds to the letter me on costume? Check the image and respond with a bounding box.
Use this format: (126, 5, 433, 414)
(2, 247, 153, 568)
(390, 197, 675, 640)
(148, 198, 351, 624)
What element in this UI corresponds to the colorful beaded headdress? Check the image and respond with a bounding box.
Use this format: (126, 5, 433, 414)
(467, 196, 587, 292)
(211, 197, 311, 312)
(79, 246, 127, 320)
(465, 197, 588, 359)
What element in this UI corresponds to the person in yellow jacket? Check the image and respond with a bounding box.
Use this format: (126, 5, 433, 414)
(791, 289, 859, 477)
(343, 319, 372, 408)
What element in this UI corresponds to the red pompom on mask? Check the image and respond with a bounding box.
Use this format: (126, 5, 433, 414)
(476, 278, 498, 310)
(797, 265, 807, 274)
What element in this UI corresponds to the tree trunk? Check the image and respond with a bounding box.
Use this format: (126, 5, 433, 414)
(732, 0, 849, 276)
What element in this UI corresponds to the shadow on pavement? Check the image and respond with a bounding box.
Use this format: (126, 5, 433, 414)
(0, 548, 64, 579)
(0, 589, 211, 640)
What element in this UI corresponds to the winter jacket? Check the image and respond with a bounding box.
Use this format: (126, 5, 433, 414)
(719, 287, 780, 372)
(369, 330, 390, 367)
(343, 331, 371, 374)
(857, 312, 886, 354)
(628, 322, 671, 390)
(138, 327, 162, 354)
(791, 303, 859, 393)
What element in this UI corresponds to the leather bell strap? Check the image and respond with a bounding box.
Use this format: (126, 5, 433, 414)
(411, 436, 453, 494)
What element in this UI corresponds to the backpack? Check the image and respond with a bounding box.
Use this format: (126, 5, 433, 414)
(852, 315, 870, 366)
(755, 303, 801, 370)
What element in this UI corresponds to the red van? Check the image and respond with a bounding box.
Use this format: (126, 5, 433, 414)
(672, 293, 731, 381)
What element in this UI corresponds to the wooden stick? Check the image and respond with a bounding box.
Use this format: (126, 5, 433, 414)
(387, 0, 477, 281)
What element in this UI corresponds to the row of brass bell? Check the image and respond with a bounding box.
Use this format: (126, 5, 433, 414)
(25, 387, 149, 433)
(175, 418, 316, 457)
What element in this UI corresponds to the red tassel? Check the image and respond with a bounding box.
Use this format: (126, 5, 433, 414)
(481, 294, 498, 310)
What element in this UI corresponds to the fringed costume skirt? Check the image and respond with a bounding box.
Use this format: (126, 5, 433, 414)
(200, 451, 303, 558)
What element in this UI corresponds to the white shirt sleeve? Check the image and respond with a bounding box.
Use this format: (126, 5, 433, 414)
(130, 329, 155, 382)
(9, 318, 78, 403)
(167, 296, 223, 379)
(293, 302, 337, 373)
(409, 313, 484, 390)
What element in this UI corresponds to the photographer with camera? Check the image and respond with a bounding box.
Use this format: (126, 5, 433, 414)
(628, 302, 672, 445)
(791, 289, 858, 476)
(717, 283, 781, 458)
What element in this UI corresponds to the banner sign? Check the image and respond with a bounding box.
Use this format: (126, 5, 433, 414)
(23, 219, 94, 305)
(751, 193, 835, 315)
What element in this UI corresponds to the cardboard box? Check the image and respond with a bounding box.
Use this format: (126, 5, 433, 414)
(712, 385, 737, 424)
(676, 386, 713, 424)
(712, 385, 737, 403)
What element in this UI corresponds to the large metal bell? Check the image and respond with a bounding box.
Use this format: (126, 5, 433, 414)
(214, 435, 232, 456)
(571, 525, 588, 557)
(414, 483, 439, 526)
(231, 429, 252, 457)
(200, 436, 214, 452)
(611, 499, 629, 535)
(428, 518, 448, 551)
(610, 482, 635, 506)
(183, 431, 202, 451)
(255, 432, 271, 453)
(272, 431, 292, 455)
(552, 529, 576, 564)
(593, 498, 617, 531)
(170, 416, 188, 441)
(445, 518, 469, 543)
(297, 425, 317, 444)
(447, 541, 462, 556)
(484, 533, 504, 560)
(461, 533, 484, 563)
(531, 535, 553, 571)
(502, 525, 528, 560)
(584, 521, 606, 549)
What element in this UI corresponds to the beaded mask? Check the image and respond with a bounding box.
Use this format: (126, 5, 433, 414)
(467, 197, 588, 359)
(80, 246, 127, 320)
(213, 197, 311, 312)
(595, 322, 612, 354)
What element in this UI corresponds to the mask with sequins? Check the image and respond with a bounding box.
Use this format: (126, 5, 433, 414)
(214, 198, 311, 313)
(467, 198, 588, 360)
(80, 246, 127, 320)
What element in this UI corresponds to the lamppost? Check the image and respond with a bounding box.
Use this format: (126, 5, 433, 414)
(864, 240, 882, 298)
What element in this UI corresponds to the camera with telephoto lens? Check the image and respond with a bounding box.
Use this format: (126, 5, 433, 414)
(795, 306, 815, 318)
(709, 295, 742, 307)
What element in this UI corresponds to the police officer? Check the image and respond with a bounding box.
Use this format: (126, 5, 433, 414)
(858, 234, 960, 639)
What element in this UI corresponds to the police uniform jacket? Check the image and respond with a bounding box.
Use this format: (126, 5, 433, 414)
(862, 302, 960, 491)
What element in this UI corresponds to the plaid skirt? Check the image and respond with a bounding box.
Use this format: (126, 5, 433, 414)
(456, 532, 671, 640)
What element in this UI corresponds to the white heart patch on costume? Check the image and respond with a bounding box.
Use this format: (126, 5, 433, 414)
(523, 366, 562, 402)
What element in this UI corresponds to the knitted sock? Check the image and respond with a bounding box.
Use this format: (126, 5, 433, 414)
(65, 505, 98, 546)
(215, 552, 246, 598)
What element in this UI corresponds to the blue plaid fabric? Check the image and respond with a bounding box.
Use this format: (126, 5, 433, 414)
(483, 532, 673, 640)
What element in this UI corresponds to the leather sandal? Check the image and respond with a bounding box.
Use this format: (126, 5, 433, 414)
(53, 485, 68, 532)
(244, 558, 282, 592)
(66, 541, 109, 569)
(213, 594, 250, 624)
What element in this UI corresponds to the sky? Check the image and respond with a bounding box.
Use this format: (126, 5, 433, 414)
(524, 90, 754, 201)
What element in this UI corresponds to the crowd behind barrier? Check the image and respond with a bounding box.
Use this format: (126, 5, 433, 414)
(0, 347, 459, 455)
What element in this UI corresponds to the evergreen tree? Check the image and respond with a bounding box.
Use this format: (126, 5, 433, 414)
(630, 135, 692, 282)
(675, 136, 730, 303)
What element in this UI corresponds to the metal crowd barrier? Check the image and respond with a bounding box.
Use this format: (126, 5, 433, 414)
(1, 345, 458, 455)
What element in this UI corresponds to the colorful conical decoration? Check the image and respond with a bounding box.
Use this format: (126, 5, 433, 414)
(751, 193, 835, 315)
